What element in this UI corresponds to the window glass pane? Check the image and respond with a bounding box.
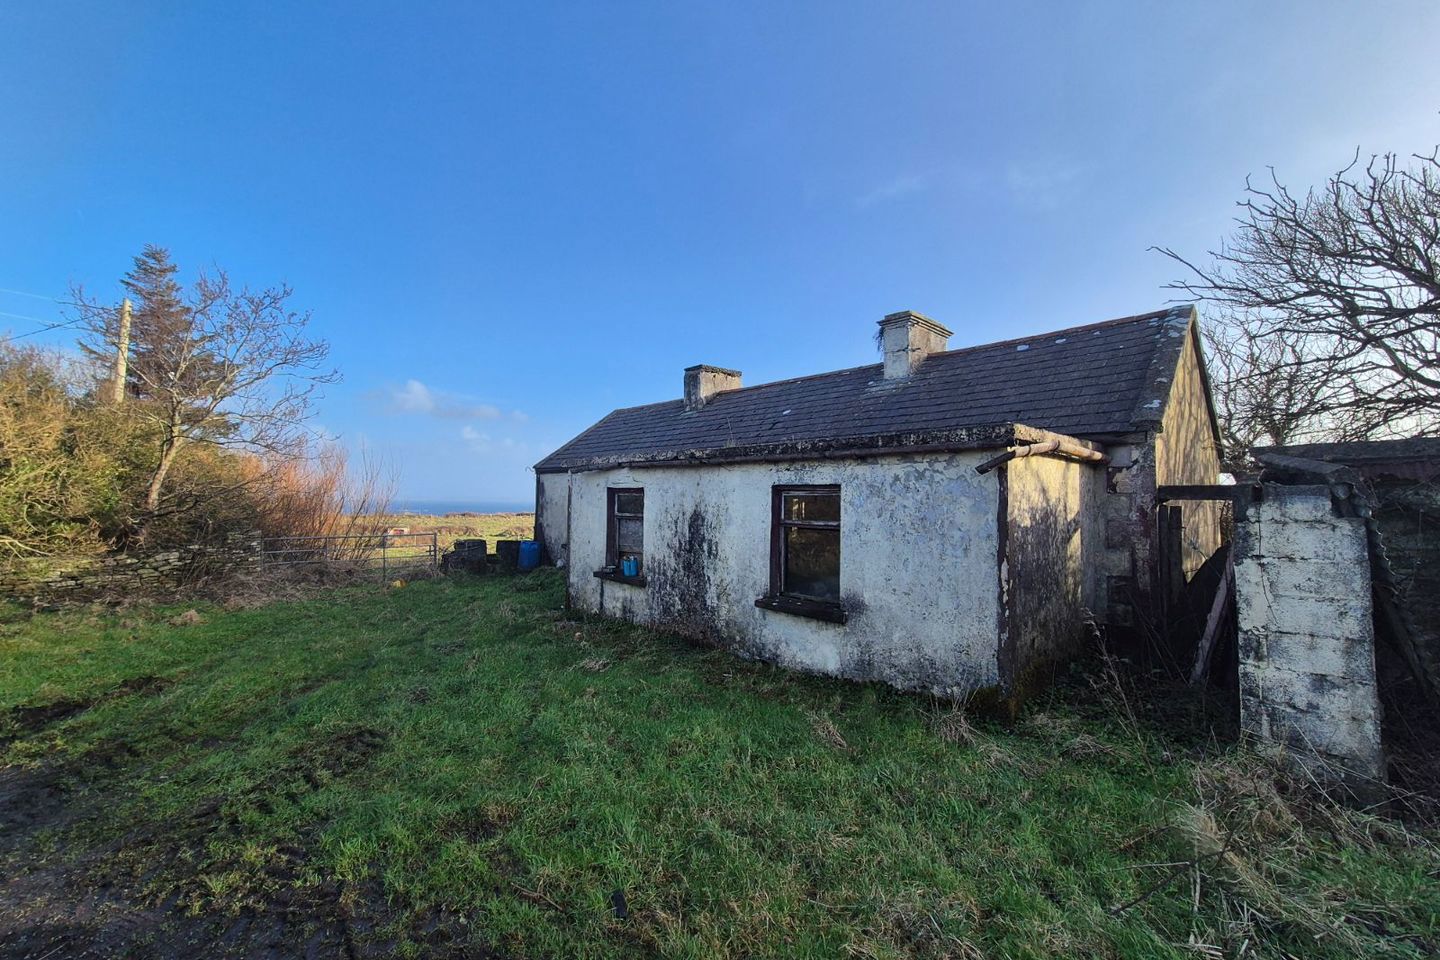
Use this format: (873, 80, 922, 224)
(784, 527, 840, 601)
(614, 491, 643, 516)
(783, 491, 839, 523)
(616, 517, 643, 554)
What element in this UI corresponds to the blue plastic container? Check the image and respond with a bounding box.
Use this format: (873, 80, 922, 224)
(518, 540, 541, 571)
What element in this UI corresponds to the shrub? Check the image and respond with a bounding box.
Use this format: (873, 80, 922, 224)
(0, 344, 390, 571)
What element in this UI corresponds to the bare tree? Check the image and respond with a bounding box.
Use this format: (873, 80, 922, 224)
(1159, 148, 1440, 444)
(1202, 317, 1395, 471)
(248, 441, 398, 556)
(75, 265, 337, 540)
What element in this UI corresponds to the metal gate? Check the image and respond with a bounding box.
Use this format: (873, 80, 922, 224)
(259, 531, 439, 577)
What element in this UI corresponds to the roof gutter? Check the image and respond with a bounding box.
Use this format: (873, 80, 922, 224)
(535, 424, 1110, 476)
(542, 440, 1018, 474)
(974, 439, 1109, 475)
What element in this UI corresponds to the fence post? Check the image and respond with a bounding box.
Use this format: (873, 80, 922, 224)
(382, 536, 388, 580)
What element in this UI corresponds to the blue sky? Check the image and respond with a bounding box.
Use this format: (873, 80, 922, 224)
(3, 2, 1438, 505)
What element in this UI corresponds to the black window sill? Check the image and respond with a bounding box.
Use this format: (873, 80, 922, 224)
(754, 594, 848, 624)
(594, 568, 648, 587)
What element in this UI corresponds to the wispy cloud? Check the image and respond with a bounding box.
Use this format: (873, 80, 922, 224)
(460, 425, 490, 450)
(460, 424, 532, 455)
(1003, 161, 1084, 212)
(384, 379, 516, 420)
(856, 172, 929, 209)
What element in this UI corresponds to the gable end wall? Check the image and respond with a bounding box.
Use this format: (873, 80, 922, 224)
(1155, 325, 1224, 576)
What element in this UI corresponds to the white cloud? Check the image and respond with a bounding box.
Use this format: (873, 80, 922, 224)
(392, 379, 437, 413)
(386, 379, 511, 420)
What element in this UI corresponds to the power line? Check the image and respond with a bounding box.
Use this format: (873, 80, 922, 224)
(0, 284, 83, 342)
(0, 311, 83, 342)
(0, 286, 64, 303)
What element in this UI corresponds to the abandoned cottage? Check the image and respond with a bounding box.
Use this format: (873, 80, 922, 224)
(533, 306, 1222, 700)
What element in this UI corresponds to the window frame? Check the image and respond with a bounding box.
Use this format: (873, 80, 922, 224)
(596, 486, 647, 586)
(756, 484, 847, 623)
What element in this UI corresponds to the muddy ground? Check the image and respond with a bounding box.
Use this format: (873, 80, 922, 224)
(0, 684, 494, 959)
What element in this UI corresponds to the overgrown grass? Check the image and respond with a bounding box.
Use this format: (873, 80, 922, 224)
(1, 572, 1436, 958)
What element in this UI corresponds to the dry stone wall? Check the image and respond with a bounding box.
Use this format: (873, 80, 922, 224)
(0, 535, 261, 602)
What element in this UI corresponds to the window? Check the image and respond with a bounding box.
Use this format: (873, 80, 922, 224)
(756, 485, 845, 622)
(604, 488, 645, 580)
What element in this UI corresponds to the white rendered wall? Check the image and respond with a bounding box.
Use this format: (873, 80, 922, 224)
(534, 473, 570, 564)
(557, 454, 1004, 698)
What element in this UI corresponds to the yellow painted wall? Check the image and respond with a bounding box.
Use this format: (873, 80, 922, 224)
(1155, 324, 1224, 576)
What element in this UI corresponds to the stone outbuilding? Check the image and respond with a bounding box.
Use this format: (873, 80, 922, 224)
(534, 306, 1223, 701)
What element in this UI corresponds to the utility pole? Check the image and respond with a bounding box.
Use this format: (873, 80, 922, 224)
(107, 297, 132, 404)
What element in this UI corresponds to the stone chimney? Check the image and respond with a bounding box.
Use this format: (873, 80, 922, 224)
(878, 310, 953, 379)
(684, 364, 742, 412)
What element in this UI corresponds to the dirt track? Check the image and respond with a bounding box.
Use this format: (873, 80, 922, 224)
(0, 689, 488, 959)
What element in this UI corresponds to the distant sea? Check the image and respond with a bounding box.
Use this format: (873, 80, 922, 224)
(393, 499, 533, 516)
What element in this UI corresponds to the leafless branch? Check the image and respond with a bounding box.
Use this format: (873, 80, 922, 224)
(1157, 146, 1440, 455)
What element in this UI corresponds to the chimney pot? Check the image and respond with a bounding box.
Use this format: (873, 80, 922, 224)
(878, 310, 952, 379)
(684, 364, 742, 411)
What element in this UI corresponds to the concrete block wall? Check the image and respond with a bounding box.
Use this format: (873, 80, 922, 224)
(1234, 484, 1384, 781)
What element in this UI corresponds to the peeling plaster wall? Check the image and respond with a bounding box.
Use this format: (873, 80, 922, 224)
(1156, 327, 1224, 577)
(534, 474, 571, 567)
(563, 453, 1004, 698)
(1003, 447, 1107, 690)
(1234, 485, 1384, 781)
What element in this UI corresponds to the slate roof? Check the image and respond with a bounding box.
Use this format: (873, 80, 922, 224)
(535, 305, 1199, 472)
(1256, 439, 1440, 482)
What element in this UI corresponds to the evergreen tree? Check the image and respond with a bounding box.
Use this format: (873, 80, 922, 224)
(77, 245, 194, 400)
(119, 245, 191, 399)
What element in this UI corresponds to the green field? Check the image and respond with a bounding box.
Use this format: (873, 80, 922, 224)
(2, 572, 1436, 958)
(380, 512, 535, 554)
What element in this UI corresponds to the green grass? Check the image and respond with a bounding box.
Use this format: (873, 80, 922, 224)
(2, 572, 1436, 958)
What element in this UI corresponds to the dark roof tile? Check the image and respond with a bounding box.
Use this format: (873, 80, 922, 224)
(536, 306, 1195, 471)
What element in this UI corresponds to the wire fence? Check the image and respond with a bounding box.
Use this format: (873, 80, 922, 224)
(259, 531, 439, 578)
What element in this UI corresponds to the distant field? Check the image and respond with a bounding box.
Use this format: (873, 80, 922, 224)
(379, 511, 535, 553)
